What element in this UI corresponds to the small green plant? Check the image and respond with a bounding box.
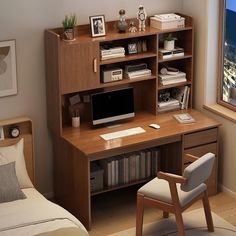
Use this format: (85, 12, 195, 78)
(165, 33, 177, 41)
(62, 14, 77, 29)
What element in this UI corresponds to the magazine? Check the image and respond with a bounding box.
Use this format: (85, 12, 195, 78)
(173, 113, 195, 123)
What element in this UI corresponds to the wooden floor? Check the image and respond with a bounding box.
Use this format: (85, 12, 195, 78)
(89, 185, 236, 236)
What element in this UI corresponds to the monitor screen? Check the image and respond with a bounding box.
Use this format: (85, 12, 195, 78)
(91, 87, 134, 125)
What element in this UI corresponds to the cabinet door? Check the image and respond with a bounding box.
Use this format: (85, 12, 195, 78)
(60, 41, 100, 94)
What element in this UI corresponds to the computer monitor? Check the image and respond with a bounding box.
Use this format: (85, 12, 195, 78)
(91, 87, 134, 125)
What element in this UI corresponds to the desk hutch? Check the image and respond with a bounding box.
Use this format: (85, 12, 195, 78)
(45, 15, 220, 230)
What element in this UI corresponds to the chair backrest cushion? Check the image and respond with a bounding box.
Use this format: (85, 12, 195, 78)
(181, 153, 215, 192)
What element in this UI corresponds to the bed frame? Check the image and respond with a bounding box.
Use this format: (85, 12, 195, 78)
(0, 116, 35, 185)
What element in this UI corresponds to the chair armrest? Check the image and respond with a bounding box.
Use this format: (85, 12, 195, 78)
(185, 154, 199, 163)
(157, 171, 187, 184)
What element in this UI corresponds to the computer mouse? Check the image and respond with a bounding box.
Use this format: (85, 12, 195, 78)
(149, 124, 160, 129)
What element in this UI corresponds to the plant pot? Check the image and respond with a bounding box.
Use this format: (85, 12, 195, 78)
(63, 27, 75, 41)
(164, 40, 175, 51)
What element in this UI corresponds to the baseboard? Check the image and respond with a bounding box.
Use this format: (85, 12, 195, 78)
(219, 184, 236, 199)
(43, 191, 54, 200)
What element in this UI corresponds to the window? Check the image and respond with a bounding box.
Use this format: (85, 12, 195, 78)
(218, 0, 236, 111)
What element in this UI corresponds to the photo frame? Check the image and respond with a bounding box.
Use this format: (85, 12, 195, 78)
(0, 126, 4, 141)
(128, 43, 138, 54)
(0, 40, 17, 97)
(89, 15, 106, 37)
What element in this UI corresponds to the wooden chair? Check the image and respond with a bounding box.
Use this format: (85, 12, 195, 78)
(136, 153, 215, 236)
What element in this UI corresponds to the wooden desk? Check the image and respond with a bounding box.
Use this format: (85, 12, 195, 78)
(54, 109, 220, 230)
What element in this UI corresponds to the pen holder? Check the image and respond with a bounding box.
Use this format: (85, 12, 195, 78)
(72, 116, 80, 128)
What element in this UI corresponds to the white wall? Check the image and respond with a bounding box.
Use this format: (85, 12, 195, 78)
(182, 0, 236, 195)
(0, 0, 182, 196)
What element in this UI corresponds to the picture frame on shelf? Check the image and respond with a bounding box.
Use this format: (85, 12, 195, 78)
(0, 40, 17, 97)
(89, 15, 106, 37)
(128, 43, 138, 54)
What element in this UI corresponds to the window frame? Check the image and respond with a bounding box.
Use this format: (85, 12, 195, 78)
(217, 0, 236, 112)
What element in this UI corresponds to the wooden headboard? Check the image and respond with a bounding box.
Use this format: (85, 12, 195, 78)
(0, 116, 35, 185)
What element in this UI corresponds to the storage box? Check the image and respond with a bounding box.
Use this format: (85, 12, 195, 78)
(90, 163, 104, 192)
(150, 17, 185, 30)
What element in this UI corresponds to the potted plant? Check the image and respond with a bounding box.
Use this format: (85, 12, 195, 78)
(62, 14, 77, 41)
(164, 33, 177, 51)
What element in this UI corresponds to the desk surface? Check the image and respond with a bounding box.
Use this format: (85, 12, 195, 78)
(62, 109, 220, 160)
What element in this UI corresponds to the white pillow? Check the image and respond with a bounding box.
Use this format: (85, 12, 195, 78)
(0, 138, 33, 188)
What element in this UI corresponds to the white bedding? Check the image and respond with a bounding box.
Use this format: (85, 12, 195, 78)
(0, 188, 88, 236)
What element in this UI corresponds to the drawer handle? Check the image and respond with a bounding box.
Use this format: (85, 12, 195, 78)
(93, 58, 97, 73)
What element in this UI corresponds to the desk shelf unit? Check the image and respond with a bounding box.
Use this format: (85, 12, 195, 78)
(45, 15, 220, 230)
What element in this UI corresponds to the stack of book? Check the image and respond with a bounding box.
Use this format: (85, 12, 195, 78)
(150, 13, 185, 30)
(158, 47, 184, 59)
(124, 69, 151, 79)
(157, 98, 180, 112)
(100, 46, 125, 60)
(99, 148, 160, 187)
(158, 71, 187, 86)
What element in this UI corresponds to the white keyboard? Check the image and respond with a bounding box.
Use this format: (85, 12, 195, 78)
(100, 127, 146, 141)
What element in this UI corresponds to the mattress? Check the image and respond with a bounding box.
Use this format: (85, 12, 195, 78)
(0, 188, 88, 236)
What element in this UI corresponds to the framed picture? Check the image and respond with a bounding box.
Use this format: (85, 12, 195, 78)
(0, 126, 4, 141)
(128, 43, 138, 54)
(89, 15, 106, 37)
(0, 40, 17, 97)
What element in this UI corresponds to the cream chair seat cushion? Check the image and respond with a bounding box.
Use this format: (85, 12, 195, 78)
(138, 177, 206, 207)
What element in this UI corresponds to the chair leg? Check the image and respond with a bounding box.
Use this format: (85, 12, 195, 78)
(174, 211, 185, 236)
(136, 193, 144, 236)
(202, 191, 214, 232)
(163, 211, 169, 218)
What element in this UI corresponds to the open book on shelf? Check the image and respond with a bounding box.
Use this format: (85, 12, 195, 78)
(173, 113, 195, 123)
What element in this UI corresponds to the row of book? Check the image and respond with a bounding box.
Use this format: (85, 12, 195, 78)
(99, 148, 160, 187)
(100, 46, 125, 60)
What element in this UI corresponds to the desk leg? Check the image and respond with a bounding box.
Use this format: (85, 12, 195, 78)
(54, 138, 91, 230)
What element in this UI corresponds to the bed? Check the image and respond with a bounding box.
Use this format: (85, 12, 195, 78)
(0, 117, 88, 236)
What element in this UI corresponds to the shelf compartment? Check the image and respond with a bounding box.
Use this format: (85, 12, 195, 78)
(100, 52, 157, 65)
(91, 177, 153, 196)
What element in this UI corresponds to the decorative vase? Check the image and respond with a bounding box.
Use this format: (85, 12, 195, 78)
(117, 9, 127, 33)
(63, 27, 75, 41)
(117, 20, 128, 33)
(164, 40, 175, 51)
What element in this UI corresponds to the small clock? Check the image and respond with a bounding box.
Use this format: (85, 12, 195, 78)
(9, 126, 20, 138)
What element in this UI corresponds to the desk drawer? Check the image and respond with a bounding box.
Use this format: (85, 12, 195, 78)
(184, 128, 217, 149)
(184, 143, 217, 163)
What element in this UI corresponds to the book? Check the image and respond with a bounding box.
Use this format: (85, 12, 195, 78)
(173, 113, 196, 123)
(158, 71, 186, 80)
(157, 103, 180, 112)
(100, 46, 125, 55)
(101, 53, 125, 60)
(158, 47, 184, 59)
(158, 98, 179, 108)
(160, 78, 187, 86)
